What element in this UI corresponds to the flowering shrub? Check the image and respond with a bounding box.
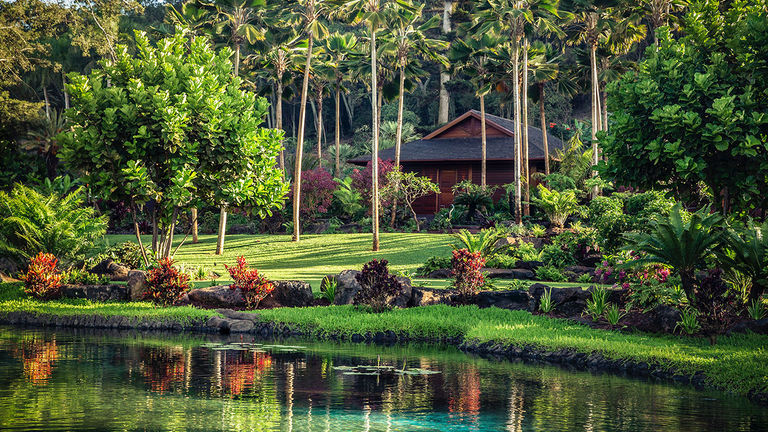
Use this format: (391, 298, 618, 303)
(354, 259, 402, 312)
(288, 167, 337, 222)
(225, 256, 274, 309)
(350, 158, 394, 204)
(595, 252, 683, 310)
(696, 269, 739, 337)
(451, 248, 485, 297)
(144, 258, 191, 306)
(22, 252, 62, 300)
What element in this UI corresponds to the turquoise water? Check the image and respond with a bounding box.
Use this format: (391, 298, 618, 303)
(0, 327, 765, 431)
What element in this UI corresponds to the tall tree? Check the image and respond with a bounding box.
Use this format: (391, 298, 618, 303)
(340, 0, 398, 251)
(438, 0, 453, 124)
(290, 0, 329, 242)
(323, 32, 359, 177)
(448, 32, 502, 189)
(380, 3, 447, 227)
(527, 41, 564, 175)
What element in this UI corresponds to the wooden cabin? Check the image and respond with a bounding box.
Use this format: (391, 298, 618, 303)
(350, 110, 565, 215)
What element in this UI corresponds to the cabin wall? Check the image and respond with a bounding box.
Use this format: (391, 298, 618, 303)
(405, 160, 545, 215)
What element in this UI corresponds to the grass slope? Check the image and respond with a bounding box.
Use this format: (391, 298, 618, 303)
(256, 305, 768, 397)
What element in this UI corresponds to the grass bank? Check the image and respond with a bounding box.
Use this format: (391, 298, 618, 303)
(255, 305, 768, 397)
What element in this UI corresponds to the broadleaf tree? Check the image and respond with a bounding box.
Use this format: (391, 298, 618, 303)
(59, 30, 288, 265)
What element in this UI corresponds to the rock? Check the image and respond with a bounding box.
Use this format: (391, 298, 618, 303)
(306, 220, 331, 234)
(474, 290, 533, 311)
(127, 270, 148, 301)
(187, 285, 246, 309)
(0, 257, 19, 277)
(652, 305, 682, 333)
(206, 316, 229, 331)
(528, 284, 591, 317)
(482, 268, 535, 279)
(264, 280, 314, 307)
(409, 287, 456, 307)
(426, 269, 452, 279)
(61, 284, 130, 301)
(728, 318, 768, 335)
(228, 319, 255, 333)
(564, 266, 595, 276)
(515, 260, 544, 271)
(90, 259, 130, 281)
(216, 309, 260, 322)
(333, 270, 412, 308)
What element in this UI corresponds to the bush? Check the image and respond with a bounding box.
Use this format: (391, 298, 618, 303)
(225, 256, 274, 309)
(0, 184, 108, 269)
(288, 167, 337, 223)
(452, 227, 508, 260)
(535, 265, 567, 282)
(485, 254, 518, 269)
(530, 185, 582, 228)
(354, 259, 402, 312)
(509, 241, 540, 262)
(429, 208, 453, 232)
(451, 249, 486, 297)
(22, 252, 62, 300)
(417, 256, 452, 276)
(143, 258, 191, 306)
(62, 268, 110, 285)
(696, 269, 740, 337)
(622, 191, 675, 230)
(540, 243, 577, 268)
(91, 241, 144, 269)
(350, 158, 395, 204)
(587, 196, 627, 251)
(331, 177, 365, 221)
(451, 180, 495, 223)
(552, 228, 600, 264)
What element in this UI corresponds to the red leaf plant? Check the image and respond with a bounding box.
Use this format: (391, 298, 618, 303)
(225, 256, 274, 309)
(22, 252, 63, 300)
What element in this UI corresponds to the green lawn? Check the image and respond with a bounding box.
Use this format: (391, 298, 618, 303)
(104, 233, 600, 291)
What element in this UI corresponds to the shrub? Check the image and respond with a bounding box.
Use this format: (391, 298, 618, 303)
(288, 167, 337, 222)
(721, 219, 768, 303)
(331, 177, 365, 221)
(528, 224, 546, 238)
(91, 241, 144, 269)
(451, 249, 486, 297)
(451, 180, 495, 223)
(62, 268, 110, 285)
(452, 227, 508, 260)
(429, 208, 453, 232)
(530, 185, 582, 228)
(552, 228, 600, 264)
(676, 308, 701, 335)
(354, 259, 402, 312)
(22, 252, 62, 300)
(622, 191, 675, 231)
(0, 185, 108, 269)
(587, 196, 627, 251)
(416, 256, 452, 276)
(535, 265, 567, 282)
(350, 158, 394, 204)
(144, 258, 191, 306)
(225, 256, 274, 309)
(584, 286, 608, 321)
(509, 241, 540, 262)
(485, 254, 518, 269)
(696, 269, 739, 338)
(604, 304, 625, 326)
(540, 243, 577, 268)
(747, 300, 766, 320)
(319, 276, 337, 303)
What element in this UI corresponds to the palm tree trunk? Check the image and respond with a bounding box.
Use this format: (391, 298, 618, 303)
(371, 27, 380, 251)
(601, 89, 608, 132)
(62, 72, 70, 110)
(316, 94, 323, 160)
(191, 208, 198, 244)
(390, 65, 407, 229)
(480, 93, 487, 189)
(438, 0, 452, 124)
(335, 83, 341, 178)
(277, 78, 285, 172)
(43, 85, 51, 120)
(513, 37, 522, 224)
(539, 83, 549, 175)
(590, 42, 599, 199)
(293, 34, 314, 242)
(522, 39, 530, 217)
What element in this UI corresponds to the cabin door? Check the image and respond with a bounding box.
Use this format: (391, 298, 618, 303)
(438, 169, 457, 209)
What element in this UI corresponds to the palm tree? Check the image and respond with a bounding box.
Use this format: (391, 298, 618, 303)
(22, 110, 67, 180)
(340, 0, 398, 251)
(309, 53, 332, 161)
(290, 0, 330, 242)
(527, 41, 565, 175)
(636, 0, 689, 46)
(324, 32, 360, 177)
(380, 3, 447, 227)
(474, 0, 529, 224)
(448, 32, 502, 189)
(252, 28, 301, 173)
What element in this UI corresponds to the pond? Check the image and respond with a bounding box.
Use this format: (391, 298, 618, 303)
(0, 327, 765, 431)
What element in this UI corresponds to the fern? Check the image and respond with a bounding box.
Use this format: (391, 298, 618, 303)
(0, 184, 107, 269)
(452, 227, 508, 260)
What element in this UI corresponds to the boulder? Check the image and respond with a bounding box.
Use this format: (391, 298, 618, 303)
(0, 258, 19, 278)
(61, 284, 130, 302)
(482, 268, 535, 280)
(528, 284, 590, 317)
(515, 260, 544, 271)
(187, 285, 246, 309)
(651, 305, 682, 334)
(127, 270, 148, 301)
(426, 269, 452, 279)
(333, 270, 413, 308)
(474, 290, 533, 311)
(263, 280, 314, 308)
(564, 265, 596, 276)
(90, 259, 130, 281)
(409, 287, 456, 307)
(728, 318, 768, 336)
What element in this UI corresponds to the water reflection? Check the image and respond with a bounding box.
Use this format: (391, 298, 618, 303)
(0, 327, 765, 432)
